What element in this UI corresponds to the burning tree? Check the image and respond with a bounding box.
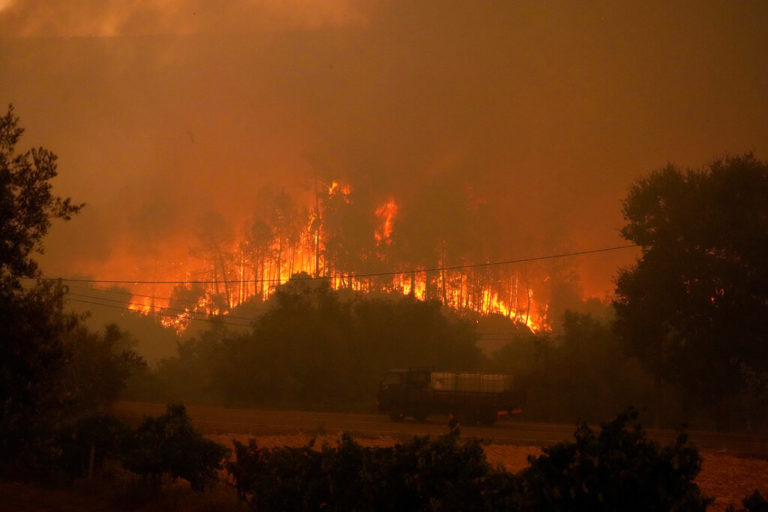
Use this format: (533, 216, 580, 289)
(123, 177, 551, 333)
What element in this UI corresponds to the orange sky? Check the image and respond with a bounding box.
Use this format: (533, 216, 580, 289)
(1, 0, 767, 299)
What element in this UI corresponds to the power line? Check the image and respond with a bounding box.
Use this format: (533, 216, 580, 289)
(65, 297, 253, 328)
(65, 284, 172, 300)
(48, 244, 639, 285)
(65, 296, 539, 334)
(66, 292, 258, 323)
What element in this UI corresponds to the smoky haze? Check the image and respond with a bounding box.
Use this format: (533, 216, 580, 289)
(1, 0, 767, 299)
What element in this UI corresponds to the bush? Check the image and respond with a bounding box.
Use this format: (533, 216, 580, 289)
(227, 433, 489, 511)
(728, 491, 768, 512)
(228, 409, 711, 512)
(501, 408, 712, 511)
(123, 403, 228, 490)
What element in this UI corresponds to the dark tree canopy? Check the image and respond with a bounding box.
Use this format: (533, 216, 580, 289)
(0, 105, 84, 461)
(614, 154, 768, 407)
(0, 105, 82, 288)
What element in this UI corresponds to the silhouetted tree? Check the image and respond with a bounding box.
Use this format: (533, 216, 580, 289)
(193, 211, 235, 310)
(489, 312, 654, 423)
(487, 408, 711, 511)
(173, 274, 481, 410)
(392, 180, 476, 301)
(614, 154, 768, 428)
(123, 404, 228, 491)
(62, 324, 145, 415)
(245, 218, 273, 299)
(322, 185, 378, 279)
(0, 105, 83, 461)
(268, 189, 301, 283)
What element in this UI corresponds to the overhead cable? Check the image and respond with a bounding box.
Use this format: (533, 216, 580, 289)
(48, 244, 639, 286)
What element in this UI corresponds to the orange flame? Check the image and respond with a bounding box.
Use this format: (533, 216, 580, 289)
(328, 180, 351, 197)
(89, 181, 549, 334)
(374, 198, 398, 246)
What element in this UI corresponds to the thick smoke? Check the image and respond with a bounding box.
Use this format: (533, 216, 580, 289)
(1, 0, 767, 303)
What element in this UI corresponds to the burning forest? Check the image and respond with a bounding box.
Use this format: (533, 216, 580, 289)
(108, 178, 550, 333)
(3, 2, 768, 509)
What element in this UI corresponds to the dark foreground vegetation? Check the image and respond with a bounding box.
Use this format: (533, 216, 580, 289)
(8, 404, 768, 512)
(57, 404, 226, 489)
(227, 409, 714, 511)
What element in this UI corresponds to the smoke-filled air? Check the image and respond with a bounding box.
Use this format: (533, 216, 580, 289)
(3, 2, 768, 509)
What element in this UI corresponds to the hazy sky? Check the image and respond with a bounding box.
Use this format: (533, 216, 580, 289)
(1, 0, 767, 296)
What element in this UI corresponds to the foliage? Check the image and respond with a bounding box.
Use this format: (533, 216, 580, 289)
(122, 403, 228, 491)
(490, 312, 656, 424)
(227, 409, 710, 512)
(0, 105, 83, 464)
(227, 433, 489, 512)
(614, 154, 768, 415)
(727, 491, 768, 512)
(57, 414, 131, 478)
(0, 279, 80, 464)
(62, 324, 145, 415)
(146, 275, 481, 410)
(141, 321, 231, 404)
(505, 408, 711, 511)
(0, 105, 83, 285)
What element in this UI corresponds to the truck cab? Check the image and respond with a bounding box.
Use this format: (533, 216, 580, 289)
(377, 368, 431, 421)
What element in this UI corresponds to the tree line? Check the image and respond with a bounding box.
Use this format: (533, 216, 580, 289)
(157, 173, 553, 328)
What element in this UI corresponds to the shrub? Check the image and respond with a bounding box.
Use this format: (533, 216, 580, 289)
(727, 491, 768, 512)
(506, 408, 712, 511)
(228, 408, 712, 512)
(227, 433, 490, 511)
(123, 403, 228, 490)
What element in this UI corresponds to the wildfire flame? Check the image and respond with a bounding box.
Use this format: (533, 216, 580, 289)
(374, 199, 398, 246)
(92, 180, 549, 333)
(328, 180, 351, 198)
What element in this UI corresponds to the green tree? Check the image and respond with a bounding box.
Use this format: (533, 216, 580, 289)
(0, 105, 83, 461)
(614, 154, 768, 427)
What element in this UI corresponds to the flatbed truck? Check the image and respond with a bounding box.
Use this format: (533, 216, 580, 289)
(377, 368, 522, 424)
